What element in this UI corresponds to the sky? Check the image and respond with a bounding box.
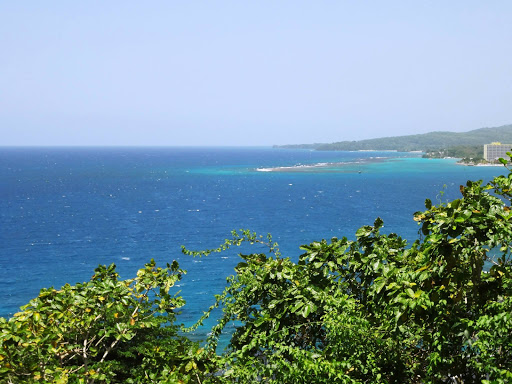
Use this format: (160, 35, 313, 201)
(1, 1, 511, 146)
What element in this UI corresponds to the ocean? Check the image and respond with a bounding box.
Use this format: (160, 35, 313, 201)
(0, 147, 503, 340)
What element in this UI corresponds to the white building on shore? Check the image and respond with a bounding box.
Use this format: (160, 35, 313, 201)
(484, 142, 512, 162)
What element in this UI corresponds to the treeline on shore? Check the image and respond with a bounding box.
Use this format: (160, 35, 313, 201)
(275, 124, 512, 154)
(422, 145, 484, 163)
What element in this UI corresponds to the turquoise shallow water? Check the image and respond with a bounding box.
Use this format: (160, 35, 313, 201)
(0, 147, 503, 341)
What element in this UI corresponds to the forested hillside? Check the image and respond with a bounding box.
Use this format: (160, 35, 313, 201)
(275, 124, 512, 152)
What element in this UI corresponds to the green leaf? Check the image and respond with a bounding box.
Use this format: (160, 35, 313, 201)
(290, 302, 304, 313)
(185, 360, 194, 372)
(302, 303, 312, 318)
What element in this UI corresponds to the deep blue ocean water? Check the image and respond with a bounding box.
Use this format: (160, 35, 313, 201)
(0, 147, 503, 341)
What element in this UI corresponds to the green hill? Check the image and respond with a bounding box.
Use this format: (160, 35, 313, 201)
(276, 124, 512, 152)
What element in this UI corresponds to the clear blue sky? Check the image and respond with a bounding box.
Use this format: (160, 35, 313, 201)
(1, 1, 511, 146)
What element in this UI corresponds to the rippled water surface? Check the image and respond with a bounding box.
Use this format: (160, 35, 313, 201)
(0, 147, 502, 340)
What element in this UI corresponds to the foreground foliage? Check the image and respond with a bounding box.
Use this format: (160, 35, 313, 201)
(0, 260, 208, 384)
(2, 160, 512, 383)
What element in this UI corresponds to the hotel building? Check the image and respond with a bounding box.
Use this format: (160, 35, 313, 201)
(484, 142, 512, 162)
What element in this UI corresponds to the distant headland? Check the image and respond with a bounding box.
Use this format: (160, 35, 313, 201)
(274, 124, 512, 165)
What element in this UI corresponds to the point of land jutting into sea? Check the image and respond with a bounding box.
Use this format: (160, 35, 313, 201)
(274, 123, 512, 166)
